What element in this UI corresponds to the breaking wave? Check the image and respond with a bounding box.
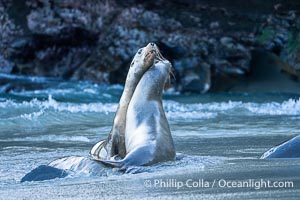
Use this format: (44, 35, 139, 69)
(0, 135, 90, 143)
(1, 96, 300, 121)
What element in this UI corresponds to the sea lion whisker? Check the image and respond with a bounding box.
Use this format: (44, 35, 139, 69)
(156, 51, 166, 61)
(169, 64, 176, 80)
(153, 45, 166, 61)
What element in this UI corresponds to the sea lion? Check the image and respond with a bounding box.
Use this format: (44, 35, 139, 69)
(90, 43, 160, 160)
(261, 135, 300, 159)
(97, 58, 176, 168)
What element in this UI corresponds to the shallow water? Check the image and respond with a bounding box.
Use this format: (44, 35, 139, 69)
(0, 73, 300, 199)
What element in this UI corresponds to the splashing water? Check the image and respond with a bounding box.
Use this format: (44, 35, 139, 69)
(0, 74, 300, 199)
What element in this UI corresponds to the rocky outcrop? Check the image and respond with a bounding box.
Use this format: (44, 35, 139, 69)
(255, 5, 300, 80)
(0, 0, 300, 93)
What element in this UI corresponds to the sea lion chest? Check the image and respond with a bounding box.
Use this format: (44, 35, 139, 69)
(125, 67, 165, 152)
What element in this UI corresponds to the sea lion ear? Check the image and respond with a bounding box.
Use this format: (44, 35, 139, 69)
(137, 48, 144, 55)
(130, 61, 135, 67)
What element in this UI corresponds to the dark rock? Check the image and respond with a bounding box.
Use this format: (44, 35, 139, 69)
(279, 27, 300, 79)
(21, 165, 68, 182)
(0, 55, 14, 73)
(181, 63, 211, 93)
(1, 0, 300, 93)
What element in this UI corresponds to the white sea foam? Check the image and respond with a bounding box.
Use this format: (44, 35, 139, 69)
(83, 88, 97, 94)
(0, 135, 90, 143)
(1, 97, 300, 121)
(244, 98, 300, 115)
(0, 96, 118, 115)
(20, 110, 44, 120)
(35, 155, 223, 179)
(166, 111, 217, 120)
(163, 98, 300, 117)
(163, 100, 244, 113)
(122, 154, 224, 176)
(42, 96, 117, 113)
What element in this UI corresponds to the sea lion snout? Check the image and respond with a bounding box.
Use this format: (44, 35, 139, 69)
(146, 42, 157, 48)
(143, 45, 157, 68)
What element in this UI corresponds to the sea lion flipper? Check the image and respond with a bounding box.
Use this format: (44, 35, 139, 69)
(90, 140, 107, 160)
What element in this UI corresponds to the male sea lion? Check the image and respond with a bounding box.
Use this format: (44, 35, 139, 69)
(90, 43, 159, 160)
(97, 58, 176, 168)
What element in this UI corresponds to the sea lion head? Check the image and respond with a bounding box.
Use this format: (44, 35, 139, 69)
(130, 43, 162, 71)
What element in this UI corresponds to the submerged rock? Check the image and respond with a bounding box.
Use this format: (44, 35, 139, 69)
(21, 156, 114, 182)
(21, 165, 68, 182)
(49, 156, 106, 176)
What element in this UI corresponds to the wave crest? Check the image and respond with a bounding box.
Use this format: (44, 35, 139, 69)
(1, 96, 300, 121)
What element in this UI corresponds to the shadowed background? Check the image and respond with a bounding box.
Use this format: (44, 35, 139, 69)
(1, 0, 300, 93)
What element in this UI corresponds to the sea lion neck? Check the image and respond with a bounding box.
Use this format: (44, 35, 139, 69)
(100, 43, 157, 159)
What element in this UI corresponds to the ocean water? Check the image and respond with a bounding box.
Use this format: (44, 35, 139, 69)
(0, 73, 300, 199)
